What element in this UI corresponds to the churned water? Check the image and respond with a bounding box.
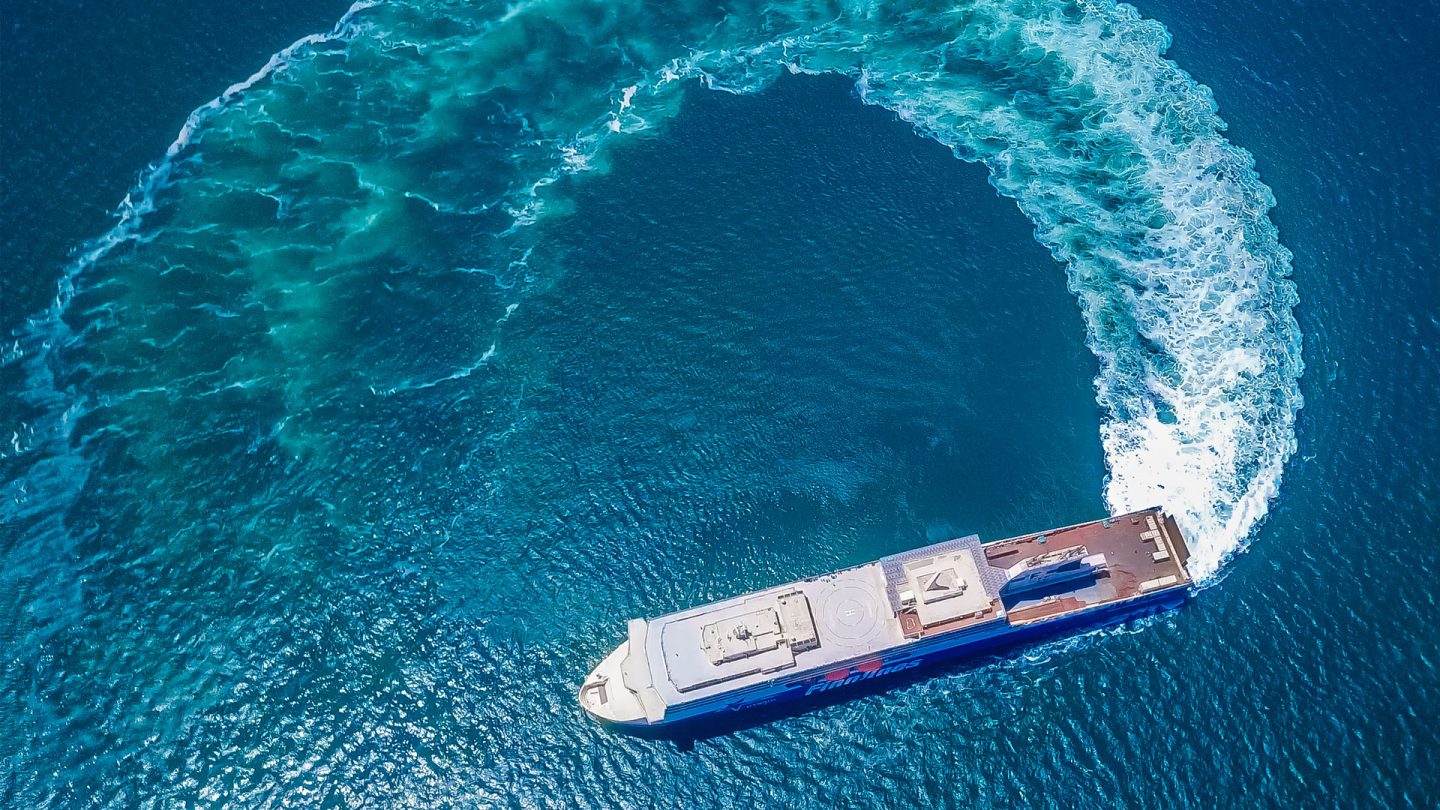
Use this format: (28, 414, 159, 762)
(1, 0, 1436, 807)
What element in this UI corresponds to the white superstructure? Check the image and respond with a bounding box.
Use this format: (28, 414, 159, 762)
(580, 509, 1192, 728)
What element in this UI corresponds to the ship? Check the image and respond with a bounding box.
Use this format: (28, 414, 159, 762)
(579, 507, 1192, 730)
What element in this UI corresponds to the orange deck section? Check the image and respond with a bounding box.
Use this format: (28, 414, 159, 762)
(903, 509, 1190, 637)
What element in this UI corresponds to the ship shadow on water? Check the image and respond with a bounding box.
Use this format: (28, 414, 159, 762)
(616, 595, 1189, 748)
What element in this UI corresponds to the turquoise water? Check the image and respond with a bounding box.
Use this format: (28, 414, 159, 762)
(2, 0, 1436, 806)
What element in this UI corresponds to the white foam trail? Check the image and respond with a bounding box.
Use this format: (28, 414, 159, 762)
(366, 0, 1302, 577)
(3, 1, 384, 551)
(633, 3, 1303, 579)
(49, 1, 380, 326)
(12, 0, 1300, 585)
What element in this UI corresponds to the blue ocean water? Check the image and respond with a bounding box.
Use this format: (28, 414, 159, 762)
(1, 0, 1436, 807)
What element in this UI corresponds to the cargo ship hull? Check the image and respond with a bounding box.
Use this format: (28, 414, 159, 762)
(581, 508, 1193, 731)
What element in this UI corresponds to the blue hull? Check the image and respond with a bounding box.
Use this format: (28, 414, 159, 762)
(632, 587, 1191, 736)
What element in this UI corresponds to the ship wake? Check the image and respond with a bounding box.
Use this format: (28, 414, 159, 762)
(12, 0, 1302, 580)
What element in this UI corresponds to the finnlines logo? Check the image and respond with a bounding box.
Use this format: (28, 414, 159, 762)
(803, 658, 922, 696)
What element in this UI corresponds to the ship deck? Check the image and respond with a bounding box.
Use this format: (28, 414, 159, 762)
(982, 510, 1190, 625)
(646, 561, 906, 706)
(581, 507, 1193, 723)
(649, 510, 1189, 702)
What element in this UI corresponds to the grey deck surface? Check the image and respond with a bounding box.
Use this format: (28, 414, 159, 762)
(648, 562, 907, 706)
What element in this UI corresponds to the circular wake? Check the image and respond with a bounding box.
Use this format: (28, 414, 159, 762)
(17, 0, 1301, 582)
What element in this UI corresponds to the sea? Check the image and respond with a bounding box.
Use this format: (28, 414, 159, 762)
(1, 0, 1436, 806)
